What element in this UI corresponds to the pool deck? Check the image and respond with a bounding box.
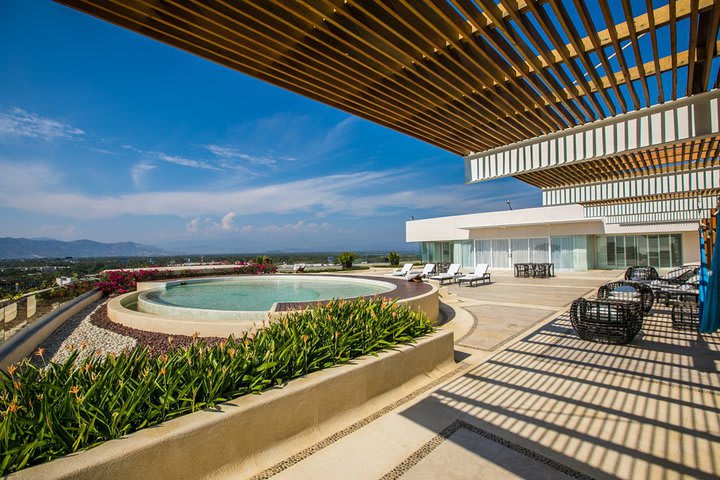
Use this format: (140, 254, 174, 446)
(249, 268, 720, 480)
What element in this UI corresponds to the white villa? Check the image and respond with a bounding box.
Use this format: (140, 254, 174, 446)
(408, 91, 719, 271)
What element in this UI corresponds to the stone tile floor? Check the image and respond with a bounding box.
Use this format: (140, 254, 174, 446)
(256, 269, 720, 480)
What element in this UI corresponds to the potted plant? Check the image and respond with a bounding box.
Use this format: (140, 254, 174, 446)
(387, 251, 400, 266)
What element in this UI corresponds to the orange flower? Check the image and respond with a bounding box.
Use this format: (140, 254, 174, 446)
(69, 385, 81, 396)
(228, 348, 236, 358)
(6, 402, 21, 414)
(66, 343, 75, 352)
(7, 365, 17, 377)
(301, 334, 309, 344)
(83, 363, 92, 373)
(35, 348, 45, 357)
(13, 381, 22, 390)
(160, 367, 166, 376)
(80, 341, 88, 350)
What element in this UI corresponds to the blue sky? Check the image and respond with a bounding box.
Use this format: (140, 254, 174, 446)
(0, 0, 541, 253)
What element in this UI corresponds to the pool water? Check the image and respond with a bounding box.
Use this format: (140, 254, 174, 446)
(141, 276, 395, 312)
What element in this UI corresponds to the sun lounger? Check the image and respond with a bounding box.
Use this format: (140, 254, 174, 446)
(391, 263, 413, 276)
(429, 264, 461, 285)
(293, 264, 306, 273)
(405, 263, 435, 282)
(457, 264, 491, 286)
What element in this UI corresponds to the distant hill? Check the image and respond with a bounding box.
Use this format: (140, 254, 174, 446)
(0, 237, 171, 260)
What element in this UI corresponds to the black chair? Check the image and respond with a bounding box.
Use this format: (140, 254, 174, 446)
(597, 281, 654, 313)
(570, 298, 644, 344)
(624, 266, 659, 281)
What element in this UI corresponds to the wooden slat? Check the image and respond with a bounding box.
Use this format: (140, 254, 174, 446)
(646, 0, 665, 104)
(597, 0, 641, 109)
(670, 0, 679, 99)
(686, 0, 700, 96)
(621, 0, 651, 106)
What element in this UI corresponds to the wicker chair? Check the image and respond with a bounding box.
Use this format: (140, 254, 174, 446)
(570, 298, 644, 344)
(597, 281, 654, 313)
(624, 266, 659, 281)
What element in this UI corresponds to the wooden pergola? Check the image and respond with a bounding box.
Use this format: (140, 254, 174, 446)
(55, 0, 720, 157)
(55, 0, 720, 225)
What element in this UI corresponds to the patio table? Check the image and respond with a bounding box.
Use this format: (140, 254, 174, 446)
(514, 262, 554, 278)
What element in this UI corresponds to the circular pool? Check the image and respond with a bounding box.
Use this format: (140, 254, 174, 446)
(136, 275, 396, 322)
(107, 274, 438, 337)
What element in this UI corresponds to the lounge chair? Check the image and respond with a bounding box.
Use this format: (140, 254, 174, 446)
(457, 264, 491, 286)
(653, 274, 700, 305)
(658, 265, 699, 284)
(391, 263, 413, 277)
(405, 263, 435, 281)
(430, 264, 461, 285)
(293, 264, 306, 273)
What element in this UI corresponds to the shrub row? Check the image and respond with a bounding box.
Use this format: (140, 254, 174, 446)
(96, 263, 276, 295)
(0, 297, 433, 475)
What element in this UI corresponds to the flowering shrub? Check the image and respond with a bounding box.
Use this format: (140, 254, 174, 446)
(96, 263, 277, 295)
(0, 298, 433, 475)
(38, 281, 97, 301)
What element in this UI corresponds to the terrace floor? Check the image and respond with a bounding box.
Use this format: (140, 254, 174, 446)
(252, 269, 720, 480)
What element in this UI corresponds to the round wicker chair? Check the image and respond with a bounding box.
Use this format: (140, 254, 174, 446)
(597, 281, 654, 313)
(624, 265, 659, 281)
(570, 298, 644, 344)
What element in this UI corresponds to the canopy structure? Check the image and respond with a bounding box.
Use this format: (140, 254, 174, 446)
(55, 0, 720, 224)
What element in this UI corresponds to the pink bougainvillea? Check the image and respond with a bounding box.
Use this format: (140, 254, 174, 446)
(96, 263, 277, 295)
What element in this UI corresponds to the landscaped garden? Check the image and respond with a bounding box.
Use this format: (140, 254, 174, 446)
(0, 297, 433, 475)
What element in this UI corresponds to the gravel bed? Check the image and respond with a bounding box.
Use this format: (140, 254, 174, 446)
(89, 304, 225, 356)
(34, 300, 137, 366)
(30, 298, 230, 366)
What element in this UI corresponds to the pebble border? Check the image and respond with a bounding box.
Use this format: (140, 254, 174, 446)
(248, 362, 472, 480)
(379, 419, 595, 480)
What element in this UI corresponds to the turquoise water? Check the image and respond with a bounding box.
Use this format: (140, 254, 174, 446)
(143, 277, 394, 311)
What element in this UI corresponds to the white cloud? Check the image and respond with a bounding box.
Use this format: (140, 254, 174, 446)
(0, 108, 84, 140)
(156, 153, 221, 171)
(131, 162, 157, 188)
(0, 161, 539, 221)
(220, 212, 237, 231)
(185, 217, 200, 233)
(205, 144, 296, 168)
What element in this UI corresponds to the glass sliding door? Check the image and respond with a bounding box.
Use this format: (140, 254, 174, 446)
(659, 235, 671, 268)
(637, 236, 649, 265)
(593, 234, 683, 269)
(475, 240, 491, 267)
(551, 236, 588, 270)
(511, 238, 530, 264)
(670, 234, 682, 266)
(491, 239, 510, 269)
(530, 237, 550, 262)
(452, 240, 475, 269)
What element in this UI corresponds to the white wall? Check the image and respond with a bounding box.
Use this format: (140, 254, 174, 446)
(407, 205, 696, 242)
(681, 230, 701, 264)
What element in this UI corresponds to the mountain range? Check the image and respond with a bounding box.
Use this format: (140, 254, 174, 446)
(0, 237, 171, 260)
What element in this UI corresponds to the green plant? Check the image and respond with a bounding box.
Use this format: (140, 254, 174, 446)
(387, 252, 400, 266)
(254, 256, 273, 265)
(0, 298, 432, 475)
(337, 252, 356, 269)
